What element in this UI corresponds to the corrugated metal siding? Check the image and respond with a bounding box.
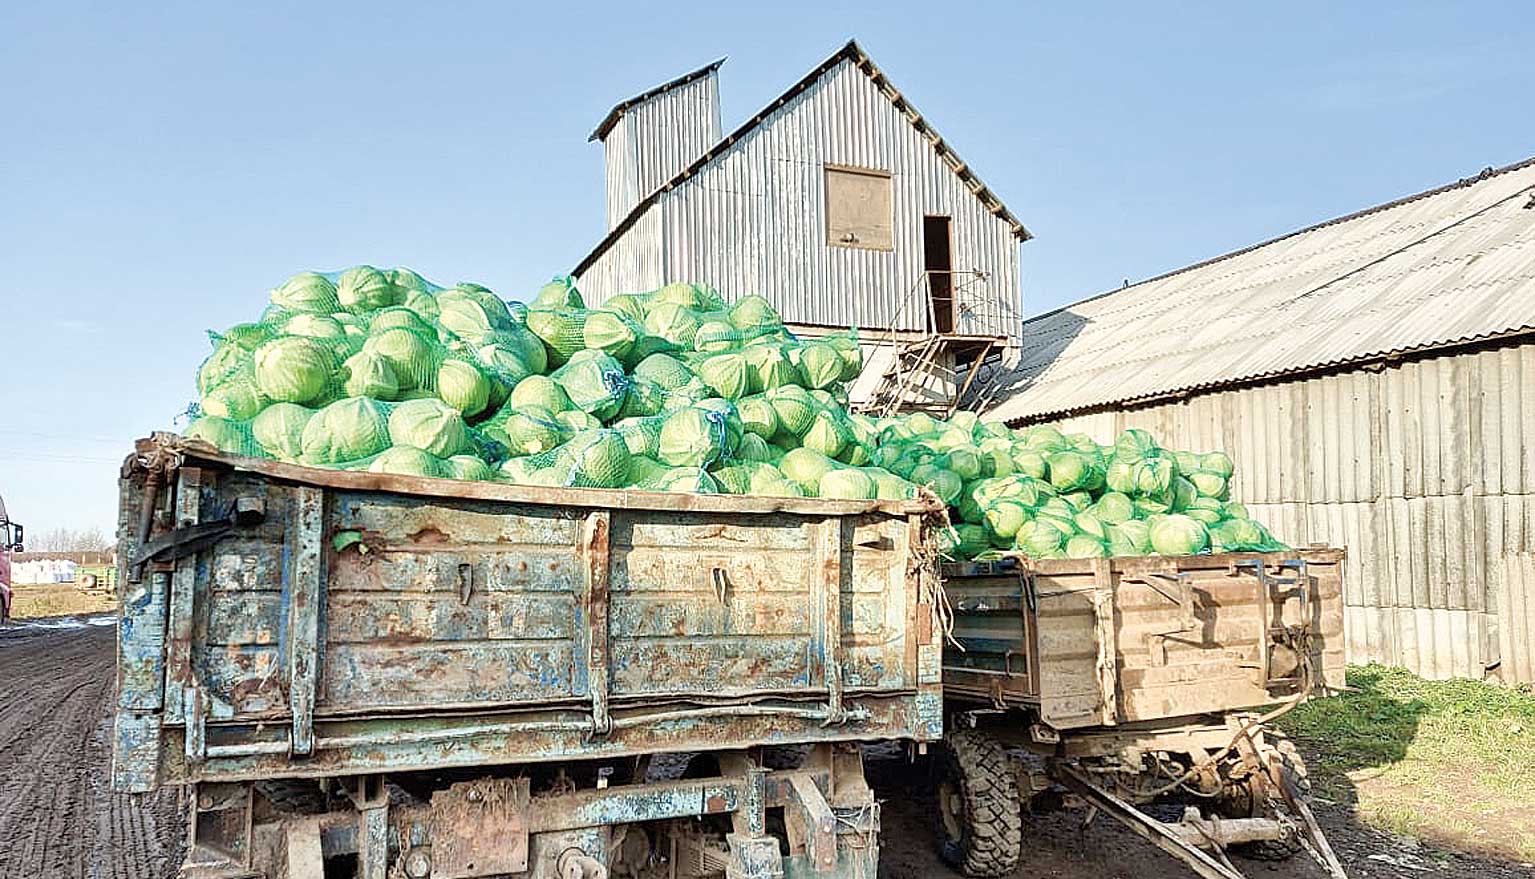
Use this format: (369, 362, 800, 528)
(989, 160, 1535, 423)
(1034, 342, 1535, 682)
(603, 73, 721, 230)
(581, 58, 1022, 340)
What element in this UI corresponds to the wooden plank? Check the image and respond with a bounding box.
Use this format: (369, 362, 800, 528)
(158, 439, 940, 517)
(286, 486, 324, 756)
(1093, 559, 1119, 726)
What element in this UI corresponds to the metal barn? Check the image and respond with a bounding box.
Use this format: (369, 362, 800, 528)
(573, 41, 1030, 415)
(985, 158, 1535, 683)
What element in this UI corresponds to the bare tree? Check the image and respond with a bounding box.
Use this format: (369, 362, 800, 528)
(29, 526, 111, 553)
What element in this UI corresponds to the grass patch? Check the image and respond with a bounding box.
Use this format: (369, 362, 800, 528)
(1279, 664, 1535, 862)
(7, 582, 116, 619)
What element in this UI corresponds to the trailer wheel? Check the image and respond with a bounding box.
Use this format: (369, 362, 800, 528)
(935, 731, 1022, 877)
(1231, 738, 1309, 862)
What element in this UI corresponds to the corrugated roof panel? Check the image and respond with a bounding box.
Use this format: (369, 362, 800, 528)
(989, 159, 1535, 422)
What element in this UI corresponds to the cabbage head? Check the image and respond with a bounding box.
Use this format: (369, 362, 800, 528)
(532, 276, 585, 310)
(370, 307, 434, 336)
(552, 350, 629, 421)
(694, 352, 754, 400)
(802, 409, 851, 458)
(439, 290, 511, 344)
(201, 380, 266, 421)
(388, 398, 469, 458)
(1200, 451, 1235, 479)
(251, 403, 314, 460)
(1046, 450, 1104, 492)
(254, 337, 336, 404)
(728, 294, 781, 330)
(779, 448, 837, 492)
(301, 398, 390, 464)
(1065, 535, 1108, 559)
(1107, 520, 1153, 556)
(283, 313, 347, 340)
(600, 293, 649, 323)
(984, 500, 1029, 540)
(582, 311, 641, 360)
(341, 350, 400, 400)
(509, 375, 574, 414)
(658, 406, 739, 467)
(270, 272, 340, 314)
(1093, 492, 1135, 524)
(818, 468, 875, 500)
(766, 386, 816, 437)
(437, 358, 491, 417)
(368, 446, 448, 479)
(1148, 514, 1210, 555)
(1209, 518, 1284, 552)
(525, 308, 588, 366)
(337, 266, 402, 313)
(186, 415, 263, 457)
(798, 344, 843, 390)
(644, 303, 703, 347)
(363, 328, 438, 391)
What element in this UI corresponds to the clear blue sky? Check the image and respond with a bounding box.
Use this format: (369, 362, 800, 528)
(3, 1, 1531, 536)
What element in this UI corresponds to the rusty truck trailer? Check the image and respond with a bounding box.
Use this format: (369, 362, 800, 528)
(934, 550, 1349, 879)
(111, 435, 946, 879)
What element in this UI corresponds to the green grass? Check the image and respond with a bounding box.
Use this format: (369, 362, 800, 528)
(1279, 664, 1535, 861)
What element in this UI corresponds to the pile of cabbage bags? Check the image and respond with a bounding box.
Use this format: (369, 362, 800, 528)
(184, 267, 1285, 560)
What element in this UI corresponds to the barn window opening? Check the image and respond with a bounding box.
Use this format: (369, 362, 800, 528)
(825, 165, 893, 251)
(923, 215, 954, 333)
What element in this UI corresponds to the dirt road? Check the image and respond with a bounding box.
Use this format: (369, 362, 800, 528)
(2, 623, 1528, 879)
(0, 623, 182, 879)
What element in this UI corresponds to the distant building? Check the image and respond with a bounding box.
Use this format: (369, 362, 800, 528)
(574, 40, 1030, 414)
(986, 158, 1535, 684)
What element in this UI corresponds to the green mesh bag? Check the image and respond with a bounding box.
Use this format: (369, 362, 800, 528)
(301, 397, 392, 464)
(337, 265, 403, 314)
(599, 292, 649, 324)
(582, 311, 642, 361)
(765, 386, 816, 438)
(437, 289, 512, 344)
(249, 403, 314, 460)
(253, 336, 339, 405)
(525, 308, 589, 366)
(387, 398, 469, 458)
(633, 353, 697, 391)
(612, 416, 666, 458)
(551, 350, 630, 421)
(643, 302, 704, 347)
(270, 272, 341, 314)
(368, 445, 449, 478)
(186, 415, 266, 458)
(362, 326, 441, 392)
(532, 275, 585, 310)
(636, 466, 719, 494)
(509, 375, 574, 414)
(692, 352, 755, 400)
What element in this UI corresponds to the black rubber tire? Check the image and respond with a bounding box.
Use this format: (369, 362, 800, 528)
(935, 731, 1022, 878)
(1231, 738, 1309, 862)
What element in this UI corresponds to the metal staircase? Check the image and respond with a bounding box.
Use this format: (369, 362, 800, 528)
(855, 270, 1012, 418)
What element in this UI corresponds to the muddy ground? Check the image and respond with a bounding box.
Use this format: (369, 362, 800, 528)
(1, 623, 1528, 879)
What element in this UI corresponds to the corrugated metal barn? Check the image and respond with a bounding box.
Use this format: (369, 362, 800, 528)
(985, 158, 1535, 683)
(573, 41, 1030, 413)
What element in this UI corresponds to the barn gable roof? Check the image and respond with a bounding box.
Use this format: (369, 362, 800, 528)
(588, 58, 726, 143)
(986, 156, 1535, 424)
(574, 39, 1029, 277)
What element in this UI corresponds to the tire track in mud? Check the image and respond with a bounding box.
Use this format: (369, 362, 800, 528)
(0, 625, 183, 879)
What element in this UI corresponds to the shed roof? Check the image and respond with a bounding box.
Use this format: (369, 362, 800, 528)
(589, 58, 726, 143)
(986, 157, 1535, 424)
(575, 39, 1029, 277)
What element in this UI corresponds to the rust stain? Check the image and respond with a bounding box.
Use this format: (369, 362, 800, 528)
(705, 794, 728, 813)
(410, 526, 451, 545)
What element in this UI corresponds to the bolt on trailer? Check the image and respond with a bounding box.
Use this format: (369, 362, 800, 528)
(934, 551, 1350, 879)
(112, 435, 948, 879)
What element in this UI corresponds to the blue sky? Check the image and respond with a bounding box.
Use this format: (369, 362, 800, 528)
(2, 1, 1531, 535)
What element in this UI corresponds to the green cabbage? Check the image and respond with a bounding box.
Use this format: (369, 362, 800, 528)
(525, 308, 588, 366)
(694, 352, 754, 400)
(798, 344, 843, 389)
(301, 398, 390, 463)
(780, 448, 837, 492)
(363, 328, 438, 391)
(186, 415, 263, 457)
(559, 429, 632, 488)
(201, 380, 266, 421)
(802, 409, 851, 458)
(250, 403, 313, 460)
(436, 358, 491, 417)
(388, 399, 469, 458)
(283, 313, 347, 340)
(644, 303, 702, 347)
(532, 276, 585, 310)
(552, 350, 629, 421)
(1148, 514, 1210, 555)
(270, 272, 340, 314)
(1065, 535, 1108, 559)
(337, 266, 402, 313)
(658, 406, 739, 467)
(582, 311, 641, 360)
(342, 351, 400, 400)
(728, 294, 780, 329)
(818, 468, 875, 500)
(369, 446, 448, 478)
(438, 290, 510, 343)
(766, 386, 816, 437)
(253, 337, 336, 404)
(509, 375, 573, 413)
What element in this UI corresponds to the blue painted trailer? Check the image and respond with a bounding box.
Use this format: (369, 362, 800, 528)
(112, 435, 946, 879)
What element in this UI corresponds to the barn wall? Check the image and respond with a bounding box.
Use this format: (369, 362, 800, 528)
(580, 58, 1022, 340)
(1032, 342, 1535, 682)
(602, 72, 721, 230)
